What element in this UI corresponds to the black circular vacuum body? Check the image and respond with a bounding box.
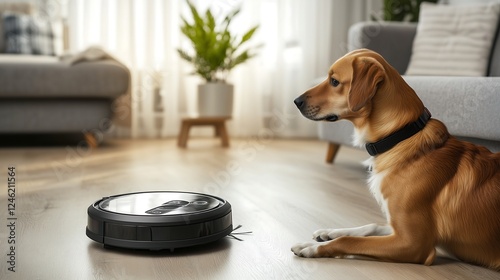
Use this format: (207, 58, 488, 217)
(86, 191, 232, 250)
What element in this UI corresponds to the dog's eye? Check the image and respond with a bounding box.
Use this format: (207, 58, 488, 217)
(330, 78, 340, 87)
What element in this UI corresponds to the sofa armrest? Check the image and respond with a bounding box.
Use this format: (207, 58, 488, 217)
(348, 21, 418, 74)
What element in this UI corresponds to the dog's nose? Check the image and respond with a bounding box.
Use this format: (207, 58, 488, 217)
(294, 96, 305, 110)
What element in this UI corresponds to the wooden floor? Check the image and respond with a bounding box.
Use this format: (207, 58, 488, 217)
(1, 138, 499, 280)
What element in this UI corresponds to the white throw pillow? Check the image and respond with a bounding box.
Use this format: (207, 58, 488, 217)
(405, 2, 500, 76)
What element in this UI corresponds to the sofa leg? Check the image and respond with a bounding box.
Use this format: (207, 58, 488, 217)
(84, 132, 99, 148)
(326, 142, 340, 164)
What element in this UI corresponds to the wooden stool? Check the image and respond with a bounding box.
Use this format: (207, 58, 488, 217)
(177, 116, 231, 148)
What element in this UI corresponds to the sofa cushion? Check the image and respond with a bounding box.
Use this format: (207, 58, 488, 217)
(406, 2, 500, 76)
(3, 13, 55, 55)
(0, 55, 129, 98)
(404, 75, 500, 142)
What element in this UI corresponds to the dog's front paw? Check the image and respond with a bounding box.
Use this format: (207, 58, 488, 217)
(291, 242, 320, 258)
(313, 229, 342, 241)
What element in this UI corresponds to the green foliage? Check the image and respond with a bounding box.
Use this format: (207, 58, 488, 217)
(383, 0, 438, 22)
(177, 0, 260, 82)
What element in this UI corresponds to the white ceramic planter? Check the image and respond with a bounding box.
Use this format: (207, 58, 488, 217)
(197, 82, 234, 117)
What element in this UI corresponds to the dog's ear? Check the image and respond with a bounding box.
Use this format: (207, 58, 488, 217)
(348, 57, 385, 112)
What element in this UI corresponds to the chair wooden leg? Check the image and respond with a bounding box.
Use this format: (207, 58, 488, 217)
(326, 142, 340, 164)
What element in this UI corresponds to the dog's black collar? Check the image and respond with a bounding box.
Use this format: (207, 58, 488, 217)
(365, 108, 431, 156)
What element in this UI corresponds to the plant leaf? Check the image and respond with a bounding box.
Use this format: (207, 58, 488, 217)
(237, 25, 259, 48)
(187, 0, 204, 28)
(223, 7, 241, 29)
(227, 50, 253, 70)
(177, 49, 193, 63)
(206, 9, 215, 31)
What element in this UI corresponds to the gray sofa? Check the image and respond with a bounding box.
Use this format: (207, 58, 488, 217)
(0, 56, 129, 133)
(319, 20, 500, 163)
(0, 3, 129, 145)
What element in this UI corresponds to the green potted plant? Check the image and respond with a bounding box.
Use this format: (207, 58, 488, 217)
(177, 1, 260, 117)
(383, 0, 438, 22)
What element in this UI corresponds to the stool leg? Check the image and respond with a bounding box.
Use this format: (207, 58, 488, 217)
(214, 125, 221, 137)
(178, 122, 191, 148)
(217, 123, 230, 147)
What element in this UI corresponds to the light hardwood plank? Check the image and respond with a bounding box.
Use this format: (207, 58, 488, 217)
(0, 138, 498, 280)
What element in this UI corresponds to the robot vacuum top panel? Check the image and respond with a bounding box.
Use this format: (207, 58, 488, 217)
(99, 192, 222, 215)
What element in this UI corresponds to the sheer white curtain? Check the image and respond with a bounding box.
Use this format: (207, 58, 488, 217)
(67, 0, 183, 138)
(66, 0, 377, 138)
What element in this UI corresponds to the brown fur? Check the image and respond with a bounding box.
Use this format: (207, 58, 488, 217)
(294, 49, 500, 270)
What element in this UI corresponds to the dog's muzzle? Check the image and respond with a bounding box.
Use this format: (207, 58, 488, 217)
(294, 96, 339, 122)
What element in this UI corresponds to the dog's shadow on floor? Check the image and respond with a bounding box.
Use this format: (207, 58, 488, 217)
(432, 256, 468, 268)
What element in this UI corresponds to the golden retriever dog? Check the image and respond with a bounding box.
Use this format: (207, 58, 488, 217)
(292, 49, 500, 270)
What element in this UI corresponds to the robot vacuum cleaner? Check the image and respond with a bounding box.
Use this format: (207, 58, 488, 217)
(86, 191, 232, 251)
